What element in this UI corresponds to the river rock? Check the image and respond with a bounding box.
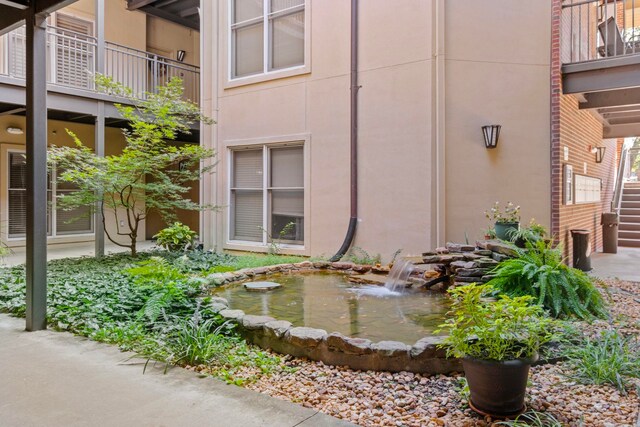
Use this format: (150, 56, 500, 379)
(210, 296, 229, 307)
(410, 336, 447, 359)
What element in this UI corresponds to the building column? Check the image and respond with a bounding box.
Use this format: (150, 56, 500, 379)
(94, 0, 105, 257)
(25, 9, 48, 331)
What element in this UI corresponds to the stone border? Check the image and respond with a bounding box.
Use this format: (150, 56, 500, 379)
(206, 261, 462, 374)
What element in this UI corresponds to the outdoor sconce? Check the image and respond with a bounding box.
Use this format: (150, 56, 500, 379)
(482, 125, 501, 149)
(6, 126, 23, 135)
(176, 50, 186, 62)
(595, 146, 606, 163)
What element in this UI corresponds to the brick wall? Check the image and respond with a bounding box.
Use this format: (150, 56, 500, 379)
(558, 94, 617, 262)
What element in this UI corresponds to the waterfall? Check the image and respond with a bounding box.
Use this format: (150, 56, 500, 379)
(384, 257, 414, 292)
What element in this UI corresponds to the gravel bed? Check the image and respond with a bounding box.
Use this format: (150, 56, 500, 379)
(233, 280, 640, 426)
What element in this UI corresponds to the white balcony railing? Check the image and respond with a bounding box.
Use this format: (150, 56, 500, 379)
(562, 0, 640, 65)
(0, 25, 200, 104)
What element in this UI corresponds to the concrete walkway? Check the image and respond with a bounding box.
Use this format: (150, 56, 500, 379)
(0, 314, 352, 427)
(2, 240, 157, 267)
(591, 247, 640, 282)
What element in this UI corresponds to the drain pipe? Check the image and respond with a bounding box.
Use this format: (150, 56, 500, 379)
(330, 0, 359, 262)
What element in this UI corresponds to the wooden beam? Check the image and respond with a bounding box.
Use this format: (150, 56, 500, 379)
(179, 6, 198, 18)
(604, 122, 640, 138)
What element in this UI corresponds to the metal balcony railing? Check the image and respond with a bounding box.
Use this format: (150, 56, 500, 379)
(0, 25, 200, 104)
(562, 0, 640, 65)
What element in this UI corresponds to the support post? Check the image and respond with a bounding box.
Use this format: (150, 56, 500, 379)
(25, 9, 48, 331)
(94, 101, 105, 258)
(94, 0, 105, 258)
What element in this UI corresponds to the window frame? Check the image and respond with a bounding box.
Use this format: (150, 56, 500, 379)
(226, 0, 311, 88)
(3, 147, 94, 241)
(225, 134, 310, 254)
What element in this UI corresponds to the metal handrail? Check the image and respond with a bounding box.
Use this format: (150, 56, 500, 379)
(612, 145, 631, 212)
(0, 24, 200, 104)
(562, 0, 640, 65)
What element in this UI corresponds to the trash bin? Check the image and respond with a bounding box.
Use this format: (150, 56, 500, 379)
(570, 229, 592, 272)
(601, 212, 619, 254)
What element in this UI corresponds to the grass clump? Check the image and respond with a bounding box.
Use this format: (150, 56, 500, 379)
(563, 329, 640, 393)
(495, 410, 562, 427)
(487, 240, 607, 320)
(346, 246, 382, 265)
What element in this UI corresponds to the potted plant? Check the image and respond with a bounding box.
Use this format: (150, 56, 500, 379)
(485, 201, 521, 241)
(438, 283, 555, 418)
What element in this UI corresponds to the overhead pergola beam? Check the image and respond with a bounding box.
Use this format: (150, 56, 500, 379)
(604, 122, 640, 138)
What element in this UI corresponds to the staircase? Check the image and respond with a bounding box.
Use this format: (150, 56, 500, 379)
(619, 182, 640, 248)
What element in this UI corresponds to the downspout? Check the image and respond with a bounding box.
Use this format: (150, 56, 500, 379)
(330, 0, 359, 262)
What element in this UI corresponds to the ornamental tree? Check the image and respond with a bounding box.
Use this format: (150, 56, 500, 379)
(48, 76, 215, 256)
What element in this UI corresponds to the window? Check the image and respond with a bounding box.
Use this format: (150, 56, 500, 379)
(230, 0, 305, 79)
(230, 145, 304, 246)
(54, 13, 95, 90)
(7, 151, 93, 239)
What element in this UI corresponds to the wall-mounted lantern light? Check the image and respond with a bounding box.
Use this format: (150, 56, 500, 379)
(482, 125, 501, 149)
(6, 126, 23, 135)
(176, 50, 186, 62)
(595, 146, 606, 163)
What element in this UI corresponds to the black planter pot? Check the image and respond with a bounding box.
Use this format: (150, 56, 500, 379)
(462, 354, 537, 418)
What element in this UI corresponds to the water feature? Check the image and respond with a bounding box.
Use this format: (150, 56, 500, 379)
(212, 272, 449, 344)
(384, 257, 415, 292)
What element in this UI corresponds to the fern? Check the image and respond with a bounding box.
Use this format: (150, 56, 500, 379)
(488, 240, 607, 320)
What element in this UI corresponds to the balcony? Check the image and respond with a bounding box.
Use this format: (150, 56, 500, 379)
(0, 24, 200, 105)
(562, 0, 640, 137)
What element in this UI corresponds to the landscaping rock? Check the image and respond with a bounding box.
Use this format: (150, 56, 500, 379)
(209, 303, 228, 313)
(286, 327, 327, 347)
(455, 268, 485, 277)
(295, 261, 314, 268)
(241, 315, 276, 330)
(326, 333, 374, 355)
(264, 320, 292, 338)
(492, 252, 510, 262)
(219, 309, 245, 321)
(410, 336, 447, 359)
(371, 341, 410, 357)
(460, 245, 476, 252)
(312, 261, 330, 269)
(331, 262, 355, 270)
(450, 261, 476, 269)
(486, 241, 519, 257)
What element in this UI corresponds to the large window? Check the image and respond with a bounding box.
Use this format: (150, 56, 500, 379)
(7, 151, 93, 239)
(230, 145, 304, 246)
(230, 0, 305, 79)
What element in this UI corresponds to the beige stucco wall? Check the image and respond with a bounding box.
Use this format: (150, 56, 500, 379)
(202, 0, 434, 260)
(444, 1, 553, 242)
(201, 0, 554, 259)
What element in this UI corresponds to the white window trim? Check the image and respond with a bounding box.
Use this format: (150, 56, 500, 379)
(224, 0, 311, 89)
(224, 133, 310, 255)
(0, 144, 95, 247)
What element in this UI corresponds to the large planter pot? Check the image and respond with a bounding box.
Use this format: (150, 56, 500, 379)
(462, 354, 537, 418)
(494, 222, 520, 241)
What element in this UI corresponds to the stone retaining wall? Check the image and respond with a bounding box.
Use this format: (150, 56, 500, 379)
(208, 261, 462, 374)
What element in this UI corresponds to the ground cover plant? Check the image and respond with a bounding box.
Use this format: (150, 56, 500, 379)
(487, 239, 608, 320)
(0, 250, 303, 383)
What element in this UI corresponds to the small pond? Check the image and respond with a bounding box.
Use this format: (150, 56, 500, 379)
(212, 272, 450, 344)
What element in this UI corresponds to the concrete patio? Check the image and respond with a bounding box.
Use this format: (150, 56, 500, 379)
(591, 247, 640, 283)
(0, 314, 352, 427)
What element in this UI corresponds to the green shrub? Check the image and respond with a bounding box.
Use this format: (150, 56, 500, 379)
(487, 240, 607, 320)
(563, 329, 640, 393)
(154, 222, 197, 252)
(438, 283, 555, 361)
(346, 246, 382, 265)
